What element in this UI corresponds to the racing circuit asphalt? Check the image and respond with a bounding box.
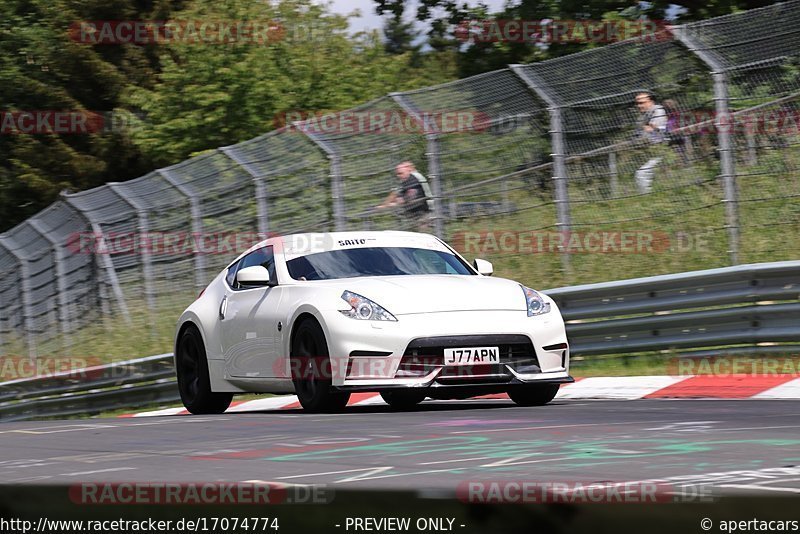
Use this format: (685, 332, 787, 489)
(1, 399, 800, 494)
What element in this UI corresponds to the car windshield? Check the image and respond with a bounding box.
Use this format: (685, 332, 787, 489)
(286, 247, 475, 280)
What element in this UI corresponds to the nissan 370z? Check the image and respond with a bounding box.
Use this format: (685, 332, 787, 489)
(174, 231, 572, 413)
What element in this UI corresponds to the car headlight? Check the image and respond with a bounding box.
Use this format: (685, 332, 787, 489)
(340, 290, 397, 321)
(521, 285, 551, 316)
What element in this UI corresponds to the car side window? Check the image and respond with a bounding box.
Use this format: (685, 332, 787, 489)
(228, 246, 276, 290)
(225, 260, 239, 287)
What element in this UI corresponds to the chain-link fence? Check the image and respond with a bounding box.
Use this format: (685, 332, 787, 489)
(1, 1, 799, 361)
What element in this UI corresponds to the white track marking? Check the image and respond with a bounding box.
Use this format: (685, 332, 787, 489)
(418, 457, 494, 466)
(59, 467, 137, 476)
(275, 467, 393, 481)
(226, 396, 300, 412)
(132, 407, 186, 417)
(336, 467, 467, 483)
(753, 378, 800, 399)
(557, 376, 691, 399)
(718, 484, 800, 494)
(1, 423, 116, 434)
(480, 455, 571, 468)
(450, 419, 680, 434)
(351, 394, 386, 406)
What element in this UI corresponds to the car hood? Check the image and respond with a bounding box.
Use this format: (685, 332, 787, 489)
(322, 275, 529, 315)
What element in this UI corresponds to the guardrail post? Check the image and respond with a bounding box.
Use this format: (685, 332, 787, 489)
(62, 195, 132, 325)
(0, 238, 36, 360)
(509, 65, 572, 275)
(390, 93, 445, 238)
(299, 125, 346, 231)
(27, 220, 72, 350)
(158, 169, 207, 288)
(220, 147, 270, 235)
(674, 27, 739, 265)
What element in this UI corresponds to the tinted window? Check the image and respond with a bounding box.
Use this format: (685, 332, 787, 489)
(228, 246, 276, 289)
(286, 247, 474, 281)
(225, 263, 238, 287)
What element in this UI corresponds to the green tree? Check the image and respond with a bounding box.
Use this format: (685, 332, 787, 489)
(126, 0, 458, 165)
(372, 0, 781, 77)
(0, 0, 178, 230)
(383, 11, 421, 57)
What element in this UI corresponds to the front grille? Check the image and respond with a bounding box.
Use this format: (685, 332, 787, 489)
(396, 334, 540, 381)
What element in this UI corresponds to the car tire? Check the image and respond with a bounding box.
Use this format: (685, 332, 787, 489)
(507, 383, 560, 406)
(176, 325, 233, 414)
(291, 319, 351, 413)
(380, 390, 427, 410)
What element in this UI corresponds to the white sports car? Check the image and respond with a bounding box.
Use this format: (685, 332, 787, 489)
(175, 231, 572, 413)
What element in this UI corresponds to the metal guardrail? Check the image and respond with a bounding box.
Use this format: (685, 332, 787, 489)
(0, 354, 177, 421)
(1, 261, 798, 421)
(547, 260, 800, 357)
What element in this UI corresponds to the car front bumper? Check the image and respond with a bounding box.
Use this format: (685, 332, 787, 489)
(316, 309, 571, 389)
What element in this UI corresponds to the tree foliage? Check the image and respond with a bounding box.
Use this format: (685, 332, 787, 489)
(372, 0, 780, 77)
(0, 0, 457, 230)
(0, 0, 174, 226)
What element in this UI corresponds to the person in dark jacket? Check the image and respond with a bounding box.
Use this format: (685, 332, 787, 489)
(377, 161, 434, 230)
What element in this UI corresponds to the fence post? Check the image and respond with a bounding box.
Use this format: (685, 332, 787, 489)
(220, 146, 270, 235)
(509, 65, 572, 274)
(744, 116, 758, 165)
(61, 195, 132, 325)
(300, 125, 346, 231)
(158, 169, 208, 287)
(27, 220, 72, 350)
(608, 152, 618, 196)
(0, 238, 36, 360)
(107, 184, 156, 313)
(674, 27, 739, 265)
(390, 93, 445, 238)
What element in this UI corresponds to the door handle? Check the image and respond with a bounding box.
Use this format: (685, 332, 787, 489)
(219, 296, 228, 320)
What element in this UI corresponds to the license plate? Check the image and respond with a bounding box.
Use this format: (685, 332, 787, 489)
(443, 347, 500, 366)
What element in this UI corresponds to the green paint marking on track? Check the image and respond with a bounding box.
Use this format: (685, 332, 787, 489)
(265, 436, 800, 464)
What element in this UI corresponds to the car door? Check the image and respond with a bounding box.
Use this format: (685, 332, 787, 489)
(219, 246, 284, 378)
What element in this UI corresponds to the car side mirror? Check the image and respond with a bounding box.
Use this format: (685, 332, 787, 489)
(236, 265, 275, 287)
(473, 258, 493, 276)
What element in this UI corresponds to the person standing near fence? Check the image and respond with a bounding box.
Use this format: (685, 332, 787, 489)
(377, 161, 434, 231)
(634, 92, 668, 193)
